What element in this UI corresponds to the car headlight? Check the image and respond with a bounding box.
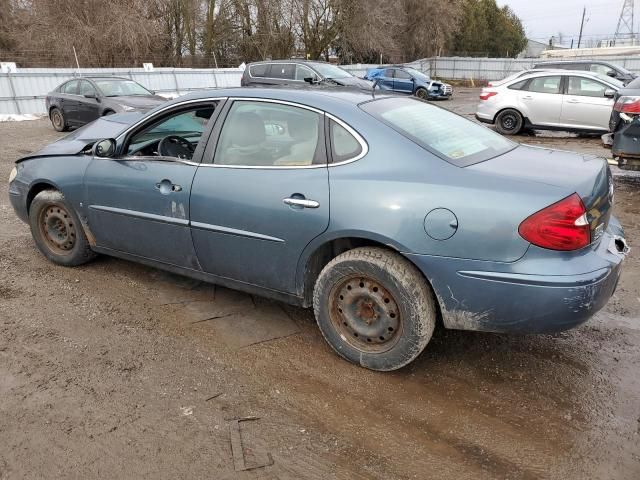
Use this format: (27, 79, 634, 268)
(121, 105, 136, 112)
(9, 166, 17, 183)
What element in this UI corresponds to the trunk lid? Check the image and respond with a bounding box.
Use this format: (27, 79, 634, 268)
(468, 144, 614, 244)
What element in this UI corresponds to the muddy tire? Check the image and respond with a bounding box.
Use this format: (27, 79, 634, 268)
(313, 247, 437, 371)
(50, 107, 68, 132)
(415, 88, 429, 100)
(494, 108, 523, 135)
(28, 190, 96, 267)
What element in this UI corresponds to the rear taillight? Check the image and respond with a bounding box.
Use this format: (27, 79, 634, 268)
(614, 95, 640, 113)
(518, 193, 590, 251)
(479, 91, 497, 100)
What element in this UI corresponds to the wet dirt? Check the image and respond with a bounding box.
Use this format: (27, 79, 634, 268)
(1, 96, 639, 479)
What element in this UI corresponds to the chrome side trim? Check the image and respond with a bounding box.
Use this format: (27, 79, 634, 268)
(118, 156, 200, 167)
(227, 97, 325, 114)
(191, 221, 285, 243)
(113, 96, 368, 170)
(88, 205, 189, 226)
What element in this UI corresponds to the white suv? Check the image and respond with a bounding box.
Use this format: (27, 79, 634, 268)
(475, 71, 622, 135)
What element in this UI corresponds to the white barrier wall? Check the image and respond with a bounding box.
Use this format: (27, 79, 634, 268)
(0, 68, 243, 115)
(2, 55, 639, 114)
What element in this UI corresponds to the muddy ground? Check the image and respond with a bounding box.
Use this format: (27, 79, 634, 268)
(0, 89, 639, 480)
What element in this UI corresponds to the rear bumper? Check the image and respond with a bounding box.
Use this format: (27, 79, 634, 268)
(406, 223, 627, 334)
(475, 113, 493, 125)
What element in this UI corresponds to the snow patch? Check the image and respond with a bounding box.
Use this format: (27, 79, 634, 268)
(0, 113, 46, 122)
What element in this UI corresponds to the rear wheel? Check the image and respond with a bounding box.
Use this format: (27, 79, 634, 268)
(313, 247, 437, 371)
(28, 190, 96, 267)
(495, 108, 524, 135)
(50, 107, 68, 132)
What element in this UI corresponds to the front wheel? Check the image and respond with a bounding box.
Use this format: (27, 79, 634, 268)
(494, 108, 524, 135)
(28, 190, 96, 267)
(415, 88, 429, 100)
(313, 247, 437, 371)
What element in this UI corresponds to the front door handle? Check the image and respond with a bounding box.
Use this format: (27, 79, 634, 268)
(283, 197, 320, 209)
(155, 179, 182, 194)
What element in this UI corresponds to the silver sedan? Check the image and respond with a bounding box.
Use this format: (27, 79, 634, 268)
(475, 70, 622, 135)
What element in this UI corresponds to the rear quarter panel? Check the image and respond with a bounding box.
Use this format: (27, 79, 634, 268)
(300, 106, 570, 266)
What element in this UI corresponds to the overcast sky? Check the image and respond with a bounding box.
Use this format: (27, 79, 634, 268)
(497, 0, 628, 47)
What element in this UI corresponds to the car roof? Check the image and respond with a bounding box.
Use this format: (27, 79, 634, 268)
(247, 59, 334, 66)
(165, 86, 393, 109)
(535, 60, 616, 67)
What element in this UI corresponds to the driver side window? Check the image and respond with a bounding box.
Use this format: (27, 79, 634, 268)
(126, 104, 216, 159)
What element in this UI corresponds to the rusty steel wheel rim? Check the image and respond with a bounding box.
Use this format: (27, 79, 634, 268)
(39, 204, 76, 255)
(329, 276, 402, 353)
(52, 111, 63, 129)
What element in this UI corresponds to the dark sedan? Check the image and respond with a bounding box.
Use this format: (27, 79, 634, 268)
(606, 77, 640, 170)
(9, 87, 627, 371)
(46, 76, 167, 132)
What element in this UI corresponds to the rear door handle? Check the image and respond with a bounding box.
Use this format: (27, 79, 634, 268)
(283, 197, 320, 209)
(522, 95, 533, 100)
(566, 99, 579, 104)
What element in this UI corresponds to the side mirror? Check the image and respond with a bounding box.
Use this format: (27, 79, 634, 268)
(303, 77, 316, 84)
(606, 70, 616, 78)
(93, 138, 116, 158)
(604, 88, 616, 99)
(84, 93, 96, 99)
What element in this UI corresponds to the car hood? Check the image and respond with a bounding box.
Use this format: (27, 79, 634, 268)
(108, 95, 167, 110)
(18, 112, 143, 161)
(332, 76, 374, 89)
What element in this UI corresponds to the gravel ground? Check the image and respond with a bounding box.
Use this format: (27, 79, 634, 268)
(0, 90, 639, 479)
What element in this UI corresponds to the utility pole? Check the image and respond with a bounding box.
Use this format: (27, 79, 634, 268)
(577, 6, 586, 48)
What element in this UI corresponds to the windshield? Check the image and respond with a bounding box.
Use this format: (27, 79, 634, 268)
(94, 79, 152, 97)
(361, 97, 516, 166)
(404, 67, 431, 82)
(312, 63, 353, 79)
(596, 74, 624, 88)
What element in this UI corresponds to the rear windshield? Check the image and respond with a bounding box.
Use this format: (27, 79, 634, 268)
(360, 97, 516, 166)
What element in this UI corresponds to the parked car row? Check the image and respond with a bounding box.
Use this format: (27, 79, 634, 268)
(46, 61, 452, 132)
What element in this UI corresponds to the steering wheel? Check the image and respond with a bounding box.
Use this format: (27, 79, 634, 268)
(158, 135, 195, 159)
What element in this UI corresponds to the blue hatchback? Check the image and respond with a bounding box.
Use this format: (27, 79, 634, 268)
(8, 87, 626, 371)
(365, 66, 453, 100)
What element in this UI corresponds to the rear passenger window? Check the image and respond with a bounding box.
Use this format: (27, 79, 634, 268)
(62, 80, 79, 94)
(526, 76, 561, 94)
(270, 64, 295, 80)
(508, 80, 528, 90)
(330, 120, 363, 163)
(250, 64, 269, 77)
